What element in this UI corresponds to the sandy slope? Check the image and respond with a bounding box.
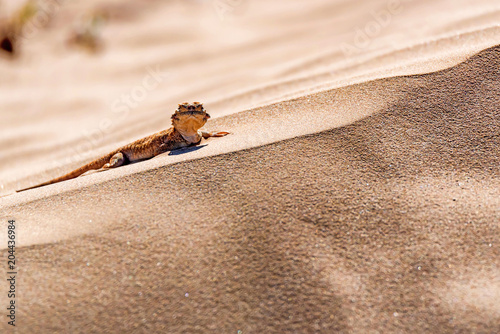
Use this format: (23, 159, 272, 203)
(1, 0, 500, 196)
(0, 0, 499, 333)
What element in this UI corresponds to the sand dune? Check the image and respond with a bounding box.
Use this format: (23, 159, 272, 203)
(2, 0, 500, 196)
(0, 0, 499, 333)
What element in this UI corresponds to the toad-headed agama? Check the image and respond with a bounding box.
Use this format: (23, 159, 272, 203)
(16, 102, 229, 192)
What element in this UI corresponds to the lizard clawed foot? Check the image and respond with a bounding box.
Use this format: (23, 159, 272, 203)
(202, 131, 230, 138)
(213, 132, 230, 137)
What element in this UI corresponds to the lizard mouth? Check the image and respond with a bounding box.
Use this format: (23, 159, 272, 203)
(187, 111, 206, 119)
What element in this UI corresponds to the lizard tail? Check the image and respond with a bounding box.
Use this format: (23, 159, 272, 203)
(16, 151, 118, 192)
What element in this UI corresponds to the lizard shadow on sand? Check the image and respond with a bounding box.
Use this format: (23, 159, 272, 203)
(167, 144, 207, 156)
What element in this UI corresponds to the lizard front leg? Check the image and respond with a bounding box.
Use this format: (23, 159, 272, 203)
(201, 131, 230, 139)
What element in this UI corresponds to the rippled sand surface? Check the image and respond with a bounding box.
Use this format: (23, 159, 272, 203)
(0, 0, 499, 332)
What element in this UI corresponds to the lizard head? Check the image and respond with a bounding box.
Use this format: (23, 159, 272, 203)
(171, 102, 210, 133)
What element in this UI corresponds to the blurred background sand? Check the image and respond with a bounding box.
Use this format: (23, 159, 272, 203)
(0, 0, 499, 332)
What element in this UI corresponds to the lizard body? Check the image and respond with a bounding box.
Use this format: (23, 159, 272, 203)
(17, 102, 229, 192)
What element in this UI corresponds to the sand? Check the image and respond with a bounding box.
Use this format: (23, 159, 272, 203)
(0, 0, 499, 332)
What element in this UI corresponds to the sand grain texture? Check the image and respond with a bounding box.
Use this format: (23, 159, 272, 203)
(0, 0, 499, 333)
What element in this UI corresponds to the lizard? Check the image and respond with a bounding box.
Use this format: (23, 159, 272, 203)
(16, 102, 229, 192)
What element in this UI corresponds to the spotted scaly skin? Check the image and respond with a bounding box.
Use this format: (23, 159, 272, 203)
(16, 102, 229, 192)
